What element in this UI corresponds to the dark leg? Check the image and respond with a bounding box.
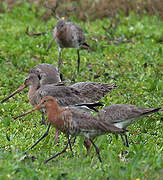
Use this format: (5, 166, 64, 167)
(89, 139, 103, 163)
(108, 135, 112, 144)
(67, 135, 73, 156)
(40, 112, 47, 126)
(124, 134, 129, 147)
(58, 47, 62, 69)
(120, 134, 129, 147)
(24, 123, 51, 154)
(77, 49, 80, 73)
(120, 135, 126, 146)
(44, 142, 69, 164)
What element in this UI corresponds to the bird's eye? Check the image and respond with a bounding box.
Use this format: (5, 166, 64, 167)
(42, 99, 46, 103)
(38, 74, 41, 80)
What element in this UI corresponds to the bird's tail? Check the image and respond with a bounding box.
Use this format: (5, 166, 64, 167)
(80, 42, 93, 52)
(99, 120, 126, 135)
(141, 107, 161, 116)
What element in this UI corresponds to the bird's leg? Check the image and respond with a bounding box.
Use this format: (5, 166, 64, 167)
(54, 129, 59, 144)
(40, 112, 47, 126)
(89, 138, 103, 163)
(24, 123, 51, 154)
(124, 134, 129, 147)
(120, 135, 126, 146)
(58, 47, 62, 69)
(84, 138, 91, 155)
(67, 135, 74, 156)
(108, 135, 113, 144)
(77, 49, 80, 73)
(44, 141, 69, 164)
(120, 134, 129, 147)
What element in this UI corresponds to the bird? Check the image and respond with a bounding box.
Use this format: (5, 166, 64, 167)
(84, 104, 161, 153)
(0, 63, 62, 143)
(1, 73, 116, 144)
(47, 19, 90, 73)
(1, 63, 62, 103)
(1, 73, 116, 110)
(14, 96, 126, 164)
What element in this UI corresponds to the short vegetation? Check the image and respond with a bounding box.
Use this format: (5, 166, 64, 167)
(0, 2, 162, 180)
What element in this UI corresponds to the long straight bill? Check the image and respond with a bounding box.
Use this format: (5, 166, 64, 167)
(1, 84, 26, 103)
(14, 104, 41, 120)
(46, 32, 58, 51)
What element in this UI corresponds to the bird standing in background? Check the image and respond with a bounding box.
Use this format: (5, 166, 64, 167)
(14, 96, 126, 164)
(47, 19, 90, 73)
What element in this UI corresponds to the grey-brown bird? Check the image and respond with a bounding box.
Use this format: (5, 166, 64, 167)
(84, 104, 161, 153)
(70, 81, 116, 102)
(22, 74, 111, 110)
(14, 96, 126, 164)
(1, 73, 116, 111)
(0, 63, 62, 140)
(1, 63, 61, 103)
(2, 73, 116, 144)
(47, 19, 90, 72)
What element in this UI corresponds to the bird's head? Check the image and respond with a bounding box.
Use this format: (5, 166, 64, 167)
(56, 20, 65, 31)
(40, 96, 58, 109)
(13, 96, 59, 120)
(24, 73, 40, 87)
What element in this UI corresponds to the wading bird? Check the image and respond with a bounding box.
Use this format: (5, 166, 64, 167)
(14, 96, 126, 164)
(47, 19, 90, 72)
(84, 104, 161, 153)
(1, 63, 62, 143)
(1, 73, 116, 112)
(1, 73, 116, 143)
(1, 63, 62, 103)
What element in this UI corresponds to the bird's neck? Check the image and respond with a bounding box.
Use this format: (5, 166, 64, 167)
(28, 83, 40, 105)
(46, 105, 66, 131)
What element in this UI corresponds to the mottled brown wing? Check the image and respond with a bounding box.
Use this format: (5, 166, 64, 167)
(98, 104, 160, 123)
(70, 108, 125, 134)
(70, 82, 117, 102)
(33, 84, 102, 107)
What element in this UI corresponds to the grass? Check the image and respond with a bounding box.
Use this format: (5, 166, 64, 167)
(0, 3, 163, 180)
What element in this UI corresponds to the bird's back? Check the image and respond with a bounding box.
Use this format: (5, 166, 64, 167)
(98, 104, 160, 129)
(31, 84, 101, 107)
(70, 82, 117, 102)
(60, 106, 125, 138)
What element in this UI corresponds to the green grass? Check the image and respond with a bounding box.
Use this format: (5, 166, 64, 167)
(0, 3, 163, 180)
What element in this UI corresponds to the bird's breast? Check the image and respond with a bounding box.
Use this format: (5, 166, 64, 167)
(55, 37, 74, 48)
(56, 28, 79, 48)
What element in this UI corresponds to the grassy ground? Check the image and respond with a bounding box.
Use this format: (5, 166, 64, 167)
(0, 3, 163, 180)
